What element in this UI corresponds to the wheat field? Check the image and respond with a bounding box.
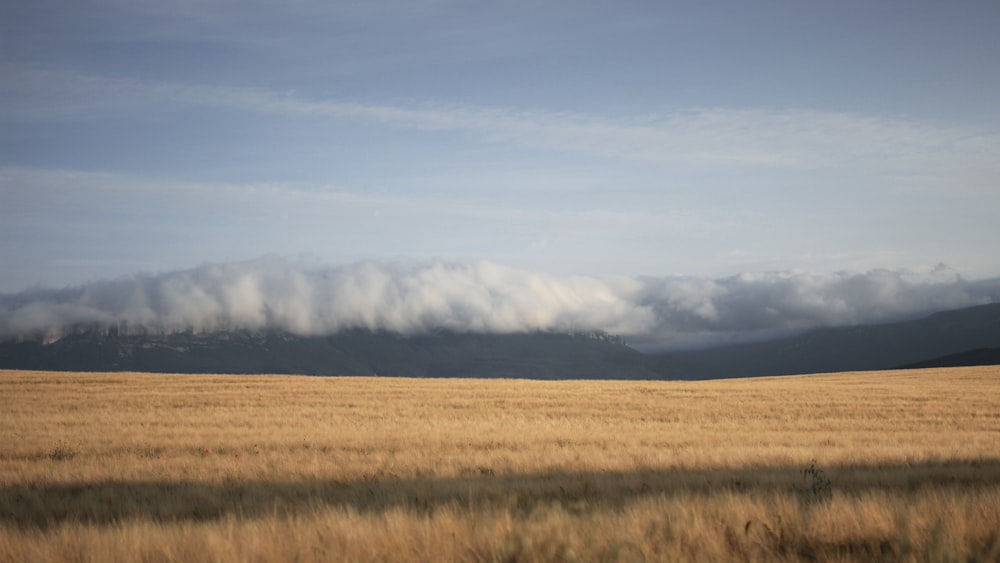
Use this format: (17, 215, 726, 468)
(2, 366, 999, 562)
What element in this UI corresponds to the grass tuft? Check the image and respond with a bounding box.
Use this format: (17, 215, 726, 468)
(49, 439, 79, 461)
(801, 458, 832, 503)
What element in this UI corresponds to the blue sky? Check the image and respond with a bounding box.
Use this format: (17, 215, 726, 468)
(2, 1, 1000, 343)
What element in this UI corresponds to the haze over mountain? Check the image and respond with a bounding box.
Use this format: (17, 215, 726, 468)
(2, 258, 998, 378)
(2, 301, 997, 379)
(3, 258, 999, 352)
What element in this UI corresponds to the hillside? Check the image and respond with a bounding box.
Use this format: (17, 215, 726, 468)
(899, 347, 1000, 369)
(670, 302, 1000, 378)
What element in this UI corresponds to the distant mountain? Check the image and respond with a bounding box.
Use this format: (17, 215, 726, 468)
(0, 328, 696, 379)
(898, 347, 1000, 370)
(670, 303, 1000, 378)
(2, 303, 997, 379)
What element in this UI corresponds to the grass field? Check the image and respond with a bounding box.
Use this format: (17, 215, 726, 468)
(2, 366, 999, 562)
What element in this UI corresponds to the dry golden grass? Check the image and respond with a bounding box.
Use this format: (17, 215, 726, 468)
(2, 366, 999, 562)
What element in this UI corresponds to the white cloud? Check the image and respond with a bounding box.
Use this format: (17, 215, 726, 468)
(3, 257, 998, 349)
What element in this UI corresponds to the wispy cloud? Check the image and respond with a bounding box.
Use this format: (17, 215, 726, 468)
(4, 65, 998, 184)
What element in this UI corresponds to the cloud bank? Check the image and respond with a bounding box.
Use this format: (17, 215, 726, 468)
(3, 258, 998, 350)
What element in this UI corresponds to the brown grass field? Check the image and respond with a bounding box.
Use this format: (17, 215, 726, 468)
(2, 366, 999, 562)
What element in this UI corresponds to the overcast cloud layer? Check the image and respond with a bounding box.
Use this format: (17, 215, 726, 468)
(3, 258, 998, 351)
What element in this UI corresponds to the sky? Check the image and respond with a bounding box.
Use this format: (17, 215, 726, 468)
(2, 1, 1000, 347)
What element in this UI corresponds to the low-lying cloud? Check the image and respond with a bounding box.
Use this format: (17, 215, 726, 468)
(2, 258, 998, 350)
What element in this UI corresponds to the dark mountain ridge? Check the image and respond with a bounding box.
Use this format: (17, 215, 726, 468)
(0, 328, 693, 379)
(1, 303, 998, 379)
